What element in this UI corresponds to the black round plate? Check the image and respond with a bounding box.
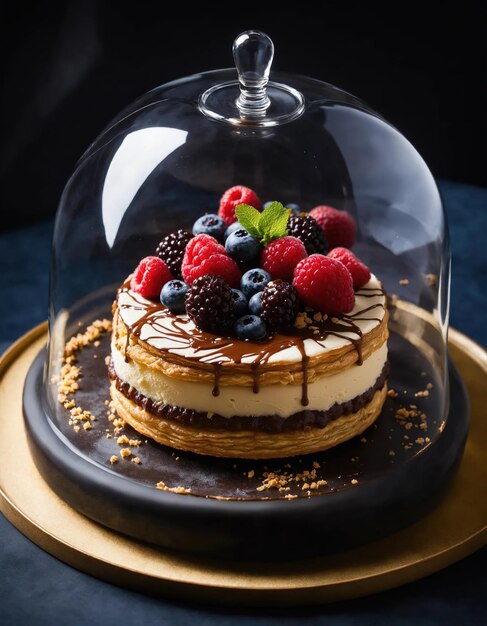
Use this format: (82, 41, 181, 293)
(23, 330, 469, 560)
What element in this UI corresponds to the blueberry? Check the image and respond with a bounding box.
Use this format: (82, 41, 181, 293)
(249, 291, 263, 316)
(192, 214, 226, 241)
(160, 279, 189, 314)
(231, 289, 248, 317)
(264, 200, 277, 209)
(240, 268, 272, 298)
(225, 229, 262, 265)
(235, 315, 267, 341)
(224, 221, 244, 241)
(286, 203, 301, 215)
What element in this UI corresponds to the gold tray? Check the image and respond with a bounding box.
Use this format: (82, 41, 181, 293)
(0, 323, 486, 606)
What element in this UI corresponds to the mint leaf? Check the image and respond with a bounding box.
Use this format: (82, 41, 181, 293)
(236, 200, 290, 245)
(235, 204, 261, 239)
(258, 202, 290, 245)
(268, 207, 291, 240)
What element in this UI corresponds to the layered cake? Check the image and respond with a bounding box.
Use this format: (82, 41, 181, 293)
(109, 186, 388, 459)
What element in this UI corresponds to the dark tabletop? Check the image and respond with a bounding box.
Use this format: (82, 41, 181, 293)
(0, 180, 486, 625)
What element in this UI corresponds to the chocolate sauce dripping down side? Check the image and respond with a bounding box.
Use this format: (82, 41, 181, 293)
(124, 323, 131, 363)
(212, 363, 222, 397)
(250, 362, 260, 394)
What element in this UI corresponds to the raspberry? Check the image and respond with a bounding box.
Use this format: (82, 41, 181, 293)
(130, 256, 173, 300)
(327, 247, 371, 289)
(261, 236, 307, 282)
(261, 280, 299, 330)
(309, 206, 357, 249)
(218, 185, 262, 226)
(292, 254, 355, 313)
(185, 275, 236, 333)
(181, 234, 241, 287)
(156, 229, 193, 278)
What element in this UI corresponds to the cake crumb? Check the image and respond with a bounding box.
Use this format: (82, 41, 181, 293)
(120, 448, 132, 458)
(351, 479, 358, 485)
(131, 457, 141, 465)
(109, 455, 118, 464)
(415, 437, 425, 445)
(426, 382, 433, 390)
(285, 494, 298, 500)
(247, 470, 255, 478)
(117, 435, 129, 445)
(312, 461, 320, 469)
(415, 389, 430, 397)
(387, 388, 398, 398)
(73, 425, 80, 432)
(360, 437, 367, 443)
(83, 421, 92, 431)
(156, 481, 191, 495)
(302, 482, 310, 490)
(389, 450, 396, 456)
(399, 278, 409, 285)
(129, 439, 142, 447)
(425, 273, 437, 286)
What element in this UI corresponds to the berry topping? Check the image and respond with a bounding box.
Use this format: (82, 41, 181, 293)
(292, 254, 355, 313)
(156, 229, 193, 279)
(218, 185, 262, 226)
(240, 268, 272, 299)
(309, 205, 357, 249)
(225, 228, 262, 266)
(249, 291, 264, 316)
(160, 279, 189, 314)
(231, 289, 248, 317)
(327, 247, 371, 289)
(235, 315, 267, 341)
(261, 280, 299, 330)
(181, 234, 241, 287)
(192, 214, 227, 242)
(185, 275, 236, 333)
(287, 214, 328, 255)
(130, 256, 173, 300)
(224, 221, 243, 241)
(285, 202, 302, 216)
(261, 236, 307, 282)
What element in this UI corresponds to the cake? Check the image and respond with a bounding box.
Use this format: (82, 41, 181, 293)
(109, 187, 389, 459)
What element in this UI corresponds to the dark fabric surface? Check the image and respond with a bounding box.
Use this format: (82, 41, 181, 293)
(0, 180, 486, 624)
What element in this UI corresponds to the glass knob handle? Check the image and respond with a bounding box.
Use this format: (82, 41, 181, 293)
(233, 30, 274, 117)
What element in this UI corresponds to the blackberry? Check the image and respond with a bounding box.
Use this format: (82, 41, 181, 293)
(261, 280, 299, 330)
(287, 214, 328, 255)
(156, 229, 193, 278)
(185, 275, 236, 333)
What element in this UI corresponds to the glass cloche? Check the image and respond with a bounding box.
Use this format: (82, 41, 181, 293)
(47, 30, 449, 413)
(24, 31, 464, 559)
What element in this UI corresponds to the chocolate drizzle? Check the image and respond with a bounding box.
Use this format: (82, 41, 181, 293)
(117, 281, 386, 406)
(212, 363, 221, 397)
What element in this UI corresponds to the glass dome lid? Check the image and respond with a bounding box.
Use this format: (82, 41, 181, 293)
(47, 30, 450, 420)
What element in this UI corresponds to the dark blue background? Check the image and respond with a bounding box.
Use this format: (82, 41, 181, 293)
(0, 180, 486, 624)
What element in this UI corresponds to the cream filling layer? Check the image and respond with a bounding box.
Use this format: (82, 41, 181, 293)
(117, 275, 385, 365)
(111, 342, 388, 418)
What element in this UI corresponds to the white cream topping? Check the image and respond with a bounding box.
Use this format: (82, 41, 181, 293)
(111, 342, 388, 418)
(117, 275, 386, 365)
